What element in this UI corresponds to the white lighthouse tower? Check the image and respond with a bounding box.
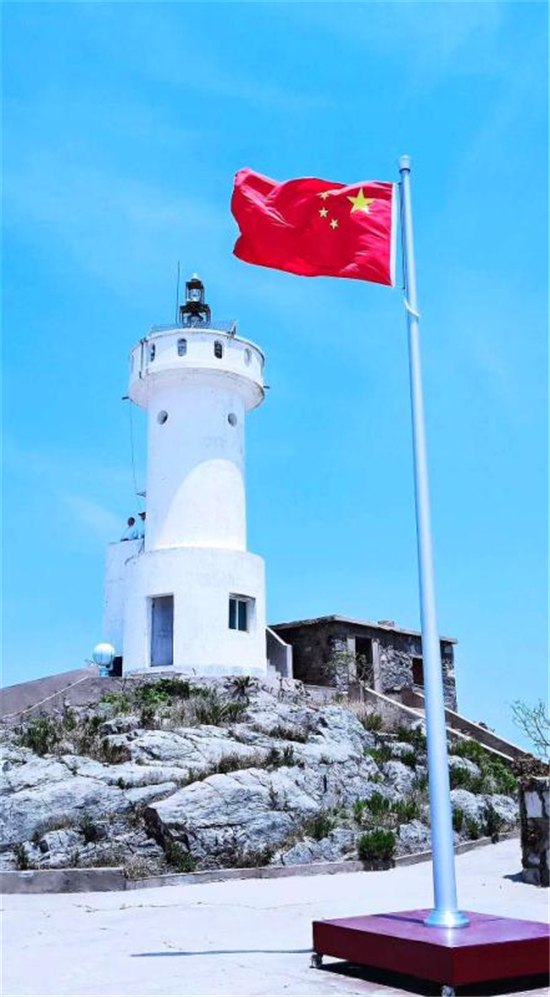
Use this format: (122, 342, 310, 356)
(103, 276, 268, 677)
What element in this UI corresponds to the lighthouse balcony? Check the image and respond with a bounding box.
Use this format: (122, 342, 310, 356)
(129, 326, 265, 410)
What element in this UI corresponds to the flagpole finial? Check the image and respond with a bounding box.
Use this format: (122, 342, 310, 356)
(399, 154, 412, 172)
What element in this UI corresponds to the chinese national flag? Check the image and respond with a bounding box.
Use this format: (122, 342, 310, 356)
(231, 168, 397, 287)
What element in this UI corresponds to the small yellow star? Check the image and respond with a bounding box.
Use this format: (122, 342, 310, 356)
(319, 191, 331, 200)
(348, 188, 375, 213)
(319, 207, 328, 218)
(330, 218, 338, 230)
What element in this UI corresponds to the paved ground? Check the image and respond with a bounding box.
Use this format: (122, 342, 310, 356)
(2, 840, 548, 997)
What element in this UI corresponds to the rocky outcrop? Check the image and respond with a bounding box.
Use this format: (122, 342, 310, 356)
(0, 677, 519, 875)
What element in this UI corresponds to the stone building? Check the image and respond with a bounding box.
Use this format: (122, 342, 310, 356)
(270, 615, 458, 710)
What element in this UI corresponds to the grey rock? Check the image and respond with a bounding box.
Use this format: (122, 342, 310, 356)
(450, 789, 485, 824)
(382, 760, 416, 796)
(275, 828, 356, 866)
(397, 819, 431, 855)
(0, 776, 130, 851)
(124, 782, 178, 807)
(484, 793, 518, 825)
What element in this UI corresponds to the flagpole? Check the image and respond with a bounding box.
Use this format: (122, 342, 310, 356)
(399, 155, 469, 929)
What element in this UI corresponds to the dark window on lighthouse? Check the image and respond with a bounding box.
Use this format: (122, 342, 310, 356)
(151, 596, 174, 667)
(177, 338, 187, 356)
(214, 340, 223, 359)
(229, 596, 250, 632)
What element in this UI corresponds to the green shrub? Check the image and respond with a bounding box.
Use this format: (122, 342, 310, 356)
(367, 744, 393, 765)
(357, 829, 396, 863)
(195, 695, 247, 726)
(396, 725, 427, 753)
(230, 675, 254, 699)
(453, 739, 485, 763)
(449, 767, 483, 794)
(489, 760, 518, 796)
(138, 705, 157, 728)
(465, 818, 481, 840)
(63, 709, 77, 732)
(452, 808, 464, 833)
(134, 678, 191, 710)
(393, 798, 420, 821)
(164, 841, 197, 873)
(267, 724, 308, 743)
(14, 843, 32, 870)
(399, 750, 417, 769)
(361, 712, 383, 733)
(19, 716, 59, 756)
(451, 740, 518, 797)
(101, 692, 132, 714)
(366, 792, 392, 817)
(353, 799, 368, 823)
(303, 811, 335, 841)
(98, 739, 131, 764)
(265, 745, 295, 768)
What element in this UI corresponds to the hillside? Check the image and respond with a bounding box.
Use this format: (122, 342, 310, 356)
(1, 677, 519, 878)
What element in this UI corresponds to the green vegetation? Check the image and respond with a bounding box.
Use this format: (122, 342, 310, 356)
(366, 744, 393, 765)
(100, 692, 132, 714)
(449, 767, 484, 794)
(302, 811, 336, 841)
(194, 695, 247, 726)
(19, 716, 59, 756)
(452, 739, 518, 796)
(267, 724, 308, 743)
(230, 675, 255, 699)
(164, 841, 197, 873)
(465, 818, 481, 840)
(452, 808, 464, 833)
(265, 745, 296, 768)
(399, 750, 417, 769)
(353, 791, 420, 828)
(357, 829, 396, 863)
(14, 843, 33, 871)
(395, 726, 427, 753)
(361, 712, 384, 733)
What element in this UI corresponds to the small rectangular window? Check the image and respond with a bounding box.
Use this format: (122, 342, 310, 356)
(151, 596, 174, 667)
(229, 596, 252, 632)
(177, 338, 187, 356)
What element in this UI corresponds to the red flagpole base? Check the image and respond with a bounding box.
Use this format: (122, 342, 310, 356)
(312, 910, 549, 992)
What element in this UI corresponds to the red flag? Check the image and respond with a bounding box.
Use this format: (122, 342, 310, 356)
(231, 168, 397, 287)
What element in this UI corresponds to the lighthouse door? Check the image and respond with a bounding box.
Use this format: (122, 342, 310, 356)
(151, 596, 174, 667)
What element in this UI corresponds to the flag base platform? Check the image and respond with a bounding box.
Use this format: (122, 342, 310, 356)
(311, 910, 550, 994)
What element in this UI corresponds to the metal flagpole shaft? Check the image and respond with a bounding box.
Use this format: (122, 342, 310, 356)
(398, 155, 469, 929)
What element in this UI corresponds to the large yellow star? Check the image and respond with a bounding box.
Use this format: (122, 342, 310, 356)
(348, 188, 375, 214)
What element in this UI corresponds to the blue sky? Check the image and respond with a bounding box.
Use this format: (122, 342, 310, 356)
(2, 2, 547, 747)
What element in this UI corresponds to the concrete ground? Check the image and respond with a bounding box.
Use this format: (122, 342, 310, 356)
(2, 840, 548, 997)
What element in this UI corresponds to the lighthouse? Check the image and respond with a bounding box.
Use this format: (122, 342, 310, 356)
(103, 276, 268, 677)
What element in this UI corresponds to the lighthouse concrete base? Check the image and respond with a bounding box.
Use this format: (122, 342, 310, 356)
(116, 545, 267, 676)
